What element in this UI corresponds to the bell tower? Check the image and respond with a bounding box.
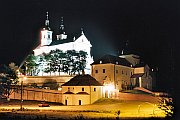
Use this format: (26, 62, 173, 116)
(56, 17, 67, 40)
(41, 12, 53, 46)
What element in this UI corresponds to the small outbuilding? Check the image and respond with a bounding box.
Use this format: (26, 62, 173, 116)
(61, 74, 103, 105)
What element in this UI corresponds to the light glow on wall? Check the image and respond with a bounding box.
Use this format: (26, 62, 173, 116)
(103, 83, 115, 98)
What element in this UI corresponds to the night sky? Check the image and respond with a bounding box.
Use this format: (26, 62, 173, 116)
(0, 0, 178, 93)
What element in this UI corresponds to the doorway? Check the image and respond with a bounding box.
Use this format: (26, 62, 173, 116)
(65, 100, 67, 105)
(79, 100, 81, 105)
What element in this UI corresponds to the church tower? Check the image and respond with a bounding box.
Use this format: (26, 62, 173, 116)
(56, 17, 67, 40)
(41, 12, 53, 46)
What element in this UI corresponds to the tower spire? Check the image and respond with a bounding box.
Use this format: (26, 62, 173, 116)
(45, 12, 50, 27)
(60, 17, 65, 34)
(121, 40, 129, 55)
(56, 17, 67, 40)
(81, 28, 84, 35)
(46, 11, 49, 20)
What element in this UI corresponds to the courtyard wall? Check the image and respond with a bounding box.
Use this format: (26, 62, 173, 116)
(9, 87, 62, 103)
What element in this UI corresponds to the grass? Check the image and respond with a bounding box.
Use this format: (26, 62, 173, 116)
(93, 98, 124, 105)
(0, 98, 167, 119)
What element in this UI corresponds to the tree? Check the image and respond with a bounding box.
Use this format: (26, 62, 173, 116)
(49, 49, 65, 75)
(27, 49, 88, 76)
(43, 52, 57, 76)
(158, 97, 174, 119)
(78, 50, 87, 73)
(0, 64, 18, 99)
(25, 54, 39, 76)
(66, 50, 76, 75)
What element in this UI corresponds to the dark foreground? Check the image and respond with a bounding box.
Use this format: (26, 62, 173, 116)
(0, 112, 168, 120)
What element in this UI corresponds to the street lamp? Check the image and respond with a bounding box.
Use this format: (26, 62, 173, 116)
(20, 76, 26, 110)
(20, 80, 23, 110)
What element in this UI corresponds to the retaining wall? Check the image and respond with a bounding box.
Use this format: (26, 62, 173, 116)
(9, 87, 63, 103)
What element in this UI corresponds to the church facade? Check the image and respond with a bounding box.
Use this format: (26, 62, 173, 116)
(33, 12, 93, 75)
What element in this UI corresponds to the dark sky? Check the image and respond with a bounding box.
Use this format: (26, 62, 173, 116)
(0, 0, 179, 92)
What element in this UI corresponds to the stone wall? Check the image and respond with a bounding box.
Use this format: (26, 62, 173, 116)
(18, 75, 74, 86)
(9, 87, 63, 103)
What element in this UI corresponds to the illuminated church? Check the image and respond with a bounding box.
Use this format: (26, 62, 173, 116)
(33, 12, 93, 75)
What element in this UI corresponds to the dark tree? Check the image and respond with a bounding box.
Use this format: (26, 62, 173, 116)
(0, 64, 18, 99)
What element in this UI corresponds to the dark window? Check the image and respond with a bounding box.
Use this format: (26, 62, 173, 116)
(122, 70, 124, 74)
(116, 70, 118, 73)
(68, 87, 70, 92)
(65, 100, 67, 105)
(79, 100, 81, 105)
(48, 34, 50, 38)
(94, 88, 96, 92)
(95, 70, 98, 73)
(103, 69, 105, 73)
(82, 87, 84, 91)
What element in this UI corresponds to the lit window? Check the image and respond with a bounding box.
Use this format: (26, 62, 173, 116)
(95, 70, 98, 73)
(82, 87, 84, 91)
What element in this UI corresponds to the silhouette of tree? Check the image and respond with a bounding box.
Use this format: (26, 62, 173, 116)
(0, 64, 18, 99)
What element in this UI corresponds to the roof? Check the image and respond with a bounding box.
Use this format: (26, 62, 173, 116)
(91, 54, 132, 67)
(49, 33, 82, 46)
(49, 39, 73, 46)
(64, 91, 74, 94)
(43, 26, 51, 31)
(131, 73, 144, 78)
(133, 61, 146, 68)
(76, 92, 89, 95)
(61, 74, 102, 86)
